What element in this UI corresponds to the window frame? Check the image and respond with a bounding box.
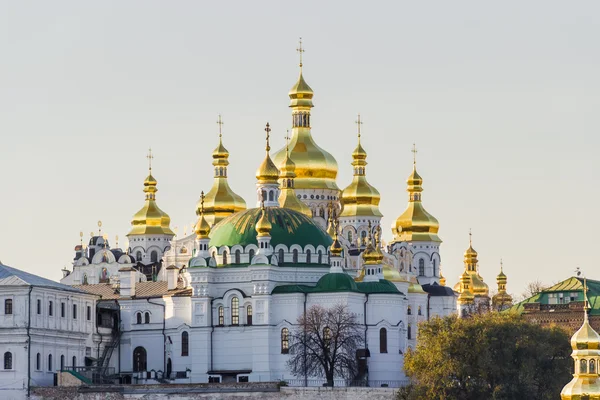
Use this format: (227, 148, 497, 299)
(218, 306, 224, 326)
(231, 297, 239, 325)
(181, 331, 189, 357)
(379, 328, 388, 354)
(4, 352, 12, 370)
(4, 298, 12, 315)
(281, 327, 289, 354)
(246, 305, 253, 326)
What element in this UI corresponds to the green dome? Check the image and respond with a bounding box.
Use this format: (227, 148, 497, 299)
(209, 207, 333, 249)
(316, 273, 359, 292)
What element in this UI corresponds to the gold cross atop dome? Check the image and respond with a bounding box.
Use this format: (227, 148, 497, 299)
(147, 148, 154, 171)
(296, 37, 305, 68)
(217, 114, 224, 138)
(265, 122, 271, 152)
(356, 114, 363, 139)
(285, 131, 290, 153)
(412, 143, 417, 165)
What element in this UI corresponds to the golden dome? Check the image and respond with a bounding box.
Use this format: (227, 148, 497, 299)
(383, 265, 406, 282)
(200, 133, 247, 226)
(255, 206, 272, 237)
(392, 157, 440, 242)
(128, 166, 175, 237)
(439, 271, 446, 286)
(278, 142, 312, 218)
(454, 234, 489, 297)
(457, 271, 475, 302)
(272, 63, 339, 191)
(194, 191, 211, 240)
(256, 123, 280, 184)
(340, 126, 382, 218)
(408, 275, 426, 293)
(362, 225, 384, 265)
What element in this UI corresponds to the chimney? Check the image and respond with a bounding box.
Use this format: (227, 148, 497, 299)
(166, 265, 179, 291)
(119, 267, 136, 297)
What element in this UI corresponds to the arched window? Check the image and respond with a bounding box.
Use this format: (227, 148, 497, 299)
(151, 251, 158, 263)
(218, 306, 224, 325)
(318, 250, 323, 264)
(249, 249, 255, 262)
(408, 325, 412, 340)
(581, 359, 588, 374)
(48, 354, 53, 371)
(136, 251, 142, 262)
(319, 208, 325, 218)
(133, 347, 147, 372)
(306, 249, 311, 264)
(407, 306, 412, 315)
(347, 231, 353, 242)
(247, 305, 253, 325)
(293, 249, 298, 263)
(167, 358, 172, 378)
(37, 299, 41, 314)
(269, 191, 274, 202)
(281, 328, 289, 354)
(433, 259, 437, 276)
(591, 359, 597, 374)
(418, 306, 422, 316)
(418, 259, 425, 276)
(72, 304, 77, 319)
(380, 328, 388, 353)
(278, 249, 284, 264)
(36, 353, 41, 370)
(3, 352, 12, 370)
(361, 231, 367, 240)
(223, 251, 228, 265)
(235, 250, 241, 264)
(72, 356, 76, 368)
(49, 301, 53, 316)
(83, 274, 88, 285)
(144, 312, 150, 324)
(60, 355, 64, 371)
(136, 313, 142, 324)
(181, 332, 189, 356)
(4, 299, 12, 315)
(231, 297, 239, 325)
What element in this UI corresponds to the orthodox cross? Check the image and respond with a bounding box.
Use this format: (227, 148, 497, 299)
(411, 143, 417, 165)
(285, 130, 290, 154)
(297, 37, 305, 67)
(200, 191, 205, 214)
(500, 258, 503, 272)
(469, 228, 472, 246)
(217, 114, 224, 138)
(265, 122, 271, 152)
(355, 114, 363, 139)
(147, 148, 154, 171)
(98, 220, 102, 235)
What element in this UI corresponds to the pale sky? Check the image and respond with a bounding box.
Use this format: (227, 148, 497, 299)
(1, 1, 598, 297)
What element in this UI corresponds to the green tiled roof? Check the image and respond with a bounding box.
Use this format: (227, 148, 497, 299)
(271, 273, 402, 295)
(209, 207, 333, 249)
(506, 277, 600, 315)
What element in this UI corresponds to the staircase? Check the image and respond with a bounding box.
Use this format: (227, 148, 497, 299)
(97, 331, 121, 379)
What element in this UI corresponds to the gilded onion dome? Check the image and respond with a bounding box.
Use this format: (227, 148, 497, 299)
(128, 156, 175, 237)
(453, 234, 489, 297)
(255, 205, 272, 237)
(340, 119, 382, 218)
(278, 137, 312, 217)
(271, 42, 339, 191)
(256, 124, 280, 184)
(200, 125, 247, 226)
(392, 148, 440, 242)
(492, 261, 512, 306)
(561, 279, 600, 399)
(194, 191, 211, 240)
(330, 221, 343, 258)
(362, 224, 384, 265)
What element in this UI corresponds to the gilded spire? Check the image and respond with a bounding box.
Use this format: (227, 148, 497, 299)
(256, 123, 280, 184)
(392, 145, 440, 242)
(492, 259, 512, 309)
(278, 131, 312, 217)
(330, 218, 343, 257)
(255, 201, 272, 237)
(194, 191, 211, 240)
(201, 117, 247, 226)
(340, 115, 382, 218)
(128, 150, 175, 237)
(362, 223, 384, 265)
(454, 231, 489, 297)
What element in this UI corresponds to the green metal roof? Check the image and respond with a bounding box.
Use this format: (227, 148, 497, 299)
(209, 207, 333, 250)
(271, 273, 402, 295)
(506, 277, 600, 315)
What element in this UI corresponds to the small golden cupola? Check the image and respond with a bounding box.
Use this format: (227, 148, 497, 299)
(278, 133, 312, 217)
(492, 260, 512, 309)
(561, 278, 600, 400)
(271, 38, 339, 191)
(200, 115, 247, 226)
(255, 204, 272, 237)
(128, 149, 175, 237)
(340, 115, 383, 219)
(255, 123, 281, 207)
(194, 191, 211, 240)
(454, 232, 489, 297)
(392, 145, 440, 243)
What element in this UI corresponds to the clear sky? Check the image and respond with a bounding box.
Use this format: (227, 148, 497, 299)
(1, 1, 598, 297)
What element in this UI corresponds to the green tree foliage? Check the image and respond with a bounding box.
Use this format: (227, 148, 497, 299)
(400, 313, 571, 400)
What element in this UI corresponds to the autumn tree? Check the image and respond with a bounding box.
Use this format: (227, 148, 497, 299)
(399, 313, 571, 400)
(286, 303, 363, 386)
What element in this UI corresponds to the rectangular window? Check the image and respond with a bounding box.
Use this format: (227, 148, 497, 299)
(73, 304, 77, 319)
(208, 376, 221, 383)
(4, 299, 12, 315)
(49, 301, 53, 316)
(87, 306, 91, 321)
(238, 376, 249, 383)
(37, 299, 41, 315)
(61, 302, 65, 318)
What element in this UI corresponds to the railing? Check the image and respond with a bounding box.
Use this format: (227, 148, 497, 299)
(61, 366, 116, 385)
(283, 378, 408, 388)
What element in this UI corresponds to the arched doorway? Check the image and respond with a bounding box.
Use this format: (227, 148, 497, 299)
(166, 358, 172, 378)
(133, 347, 147, 372)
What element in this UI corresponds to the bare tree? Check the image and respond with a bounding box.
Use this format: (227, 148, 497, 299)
(521, 280, 547, 301)
(287, 304, 363, 386)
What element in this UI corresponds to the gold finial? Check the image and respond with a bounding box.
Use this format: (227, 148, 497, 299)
(296, 37, 305, 68)
(469, 228, 472, 246)
(584, 276, 590, 313)
(217, 114, 224, 139)
(500, 258, 503, 272)
(90, 231, 94, 238)
(147, 148, 154, 172)
(98, 220, 102, 235)
(200, 191, 205, 214)
(264, 122, 271, 152)
(79, 231, 83, 246)
(285, 130, 291, 154)
(115, 235, 119, 248)
(355, 114, 363, 140)
(412, 143, 418, 165)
